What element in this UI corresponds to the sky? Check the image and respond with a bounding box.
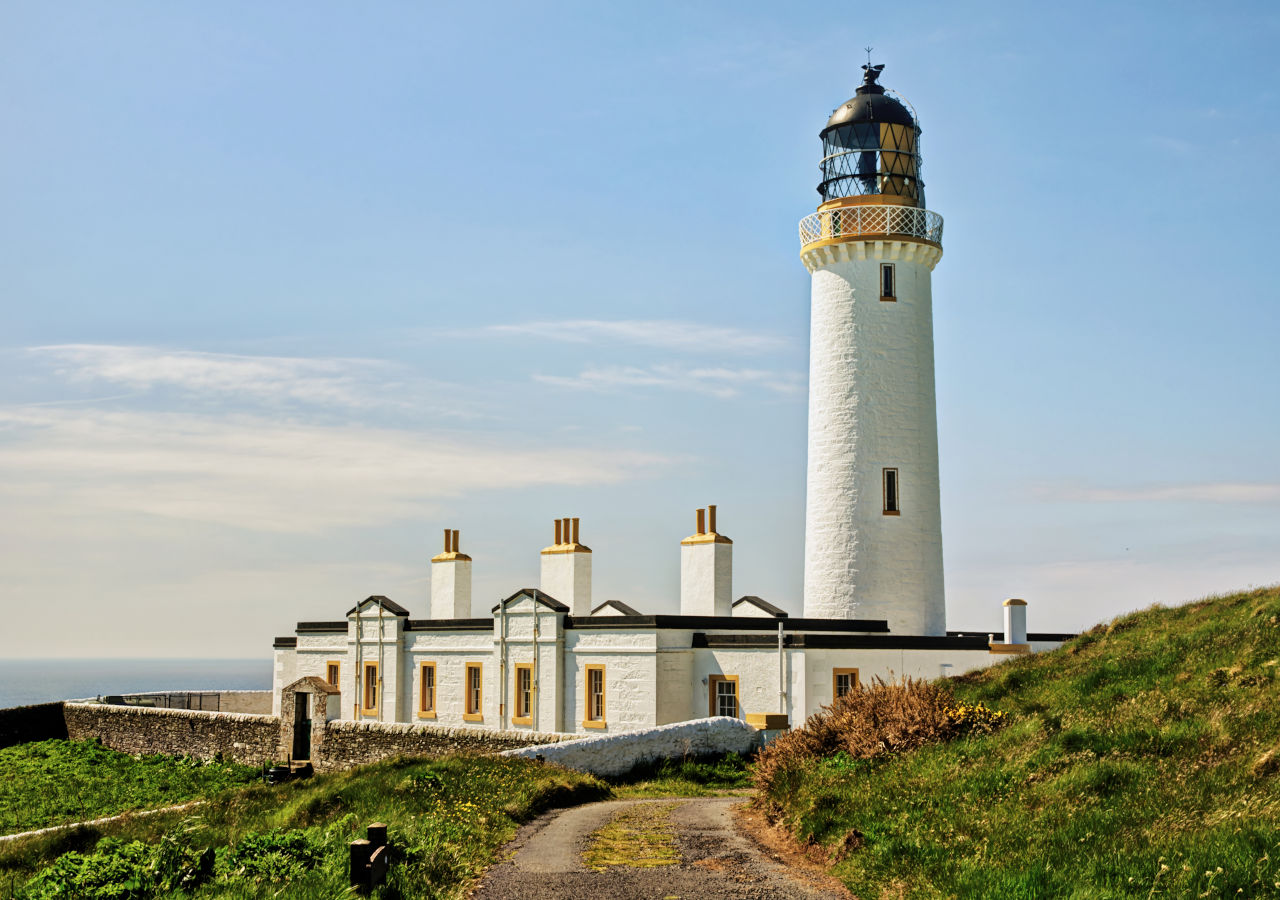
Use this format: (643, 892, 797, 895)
(2, 1, 1278, 659)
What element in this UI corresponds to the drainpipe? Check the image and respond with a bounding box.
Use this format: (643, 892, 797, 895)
(377, 601, 385, 723)
(354, 615, 362, 720)
(499, 600, 507, 727)
(777, 620, 786, 715)
(532, 603, 540, 733)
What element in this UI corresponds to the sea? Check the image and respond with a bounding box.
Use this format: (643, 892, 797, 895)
(0, 659, 273, 710)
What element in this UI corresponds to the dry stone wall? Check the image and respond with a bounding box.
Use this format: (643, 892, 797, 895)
(62, 702, 279, 765)
(317, 719, 568, 771)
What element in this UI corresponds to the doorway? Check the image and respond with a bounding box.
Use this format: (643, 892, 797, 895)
(292, 693, 312, 760)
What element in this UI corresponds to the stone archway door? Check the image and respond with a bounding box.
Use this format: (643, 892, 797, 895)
(278, 676, 340, 766)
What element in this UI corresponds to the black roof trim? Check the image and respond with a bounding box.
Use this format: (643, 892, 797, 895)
(693, 632, 995, 651)
(564, 615, 888, 633)
(591, 599, 643, 616)
(296, 622, 347, 634)
(345, 595, 410, 617)
(731, 595, 789, 618)
(490, 588, 569, 614)
(948, 630, 1079, 642)
(406, 618, 494, 632)
(273, 636, 298, 649)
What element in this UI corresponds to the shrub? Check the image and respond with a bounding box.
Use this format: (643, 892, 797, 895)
(752, 676, 1001, 812)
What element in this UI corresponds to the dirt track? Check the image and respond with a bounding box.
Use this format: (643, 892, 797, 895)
(469, 797, 849, 900)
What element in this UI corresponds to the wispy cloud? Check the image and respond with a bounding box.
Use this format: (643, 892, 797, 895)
(30, 344, 405, 409)
(0, 408, 673, 533)
(1039, 482, 1280, 505)
(477, 320, 790, 354)
(533, 364, 804, 399)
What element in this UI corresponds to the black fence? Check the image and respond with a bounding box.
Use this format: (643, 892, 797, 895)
(99, 692, 223, 712)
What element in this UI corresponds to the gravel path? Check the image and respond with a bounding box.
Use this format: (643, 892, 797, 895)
(470, 797, 848, 900)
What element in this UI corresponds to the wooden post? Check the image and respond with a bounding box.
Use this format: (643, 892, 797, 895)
(349, 839, 372, 890)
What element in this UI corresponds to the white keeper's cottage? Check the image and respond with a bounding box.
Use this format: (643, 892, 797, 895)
(271, 64, 1072, 738)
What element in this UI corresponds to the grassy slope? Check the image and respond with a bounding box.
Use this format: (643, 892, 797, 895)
(0, 740, 259, 836)
(1, 753, 607, 899)
(760, 586, 1280, 899)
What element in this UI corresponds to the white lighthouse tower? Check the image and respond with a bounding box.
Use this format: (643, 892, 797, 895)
(800, 63, 946, 635)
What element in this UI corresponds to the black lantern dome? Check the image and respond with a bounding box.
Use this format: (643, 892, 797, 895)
(818, 64, 924, 206)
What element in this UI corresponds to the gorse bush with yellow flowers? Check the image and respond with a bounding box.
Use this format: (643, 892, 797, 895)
(943, 699, 1008, 734)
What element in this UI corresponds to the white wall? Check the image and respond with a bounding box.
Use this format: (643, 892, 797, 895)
(501, 716, 759, 777)
(404, 629, 493, 728)
(802, 238, 947, 636)
(563, 628, 660, 734)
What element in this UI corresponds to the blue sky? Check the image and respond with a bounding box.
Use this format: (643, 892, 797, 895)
(2, 1, 1278, 658)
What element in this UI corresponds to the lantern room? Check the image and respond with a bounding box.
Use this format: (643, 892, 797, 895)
(818, 63, 924, 207)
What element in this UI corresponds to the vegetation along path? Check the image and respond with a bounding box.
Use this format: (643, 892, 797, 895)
(470, 796, 847, 900)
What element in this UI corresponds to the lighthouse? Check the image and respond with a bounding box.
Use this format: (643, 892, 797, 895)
(800, 63, 946, 636)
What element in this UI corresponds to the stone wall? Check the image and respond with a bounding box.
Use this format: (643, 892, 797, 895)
(317, 719, 568, 772)
(0, 703, 69, 750)
(501, 716, 759, 777)
(62, 702, 279, 765)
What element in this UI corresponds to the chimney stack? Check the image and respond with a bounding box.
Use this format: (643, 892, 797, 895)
(1003, 598, 1028, 645)
(680, 505, 732, 616)
(430, 529, 472, 618)
(540, 516, 592, 616)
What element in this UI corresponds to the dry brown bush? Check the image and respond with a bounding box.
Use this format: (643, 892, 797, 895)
(752, 676, 956, 804)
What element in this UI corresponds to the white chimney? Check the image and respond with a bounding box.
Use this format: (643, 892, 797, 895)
(1003, 598, 1028, 645)
(680, 505, 732, 617)
(540, 517, 592, 616)
(430, 528, 472, 619)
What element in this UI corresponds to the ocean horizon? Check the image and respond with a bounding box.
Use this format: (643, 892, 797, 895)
(0, 658, 273, 710)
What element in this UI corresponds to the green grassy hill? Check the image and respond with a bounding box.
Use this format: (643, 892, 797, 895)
(1, 754, 607, 899)
(755, 586, 1280, 899)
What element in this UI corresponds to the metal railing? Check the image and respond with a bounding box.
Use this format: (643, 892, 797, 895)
(799, 205, 943, 249)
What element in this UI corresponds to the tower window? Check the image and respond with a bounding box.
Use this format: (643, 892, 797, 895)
(883, 468, 900, 515)
(880, 264, 896, 301)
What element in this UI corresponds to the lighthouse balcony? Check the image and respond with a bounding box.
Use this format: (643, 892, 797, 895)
(799, 204, 943, 251)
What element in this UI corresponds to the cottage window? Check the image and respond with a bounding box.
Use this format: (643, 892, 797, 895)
(584, 666, 606, 728)
(513, 664, 533, 724)
(361, 661, 379, 714)
(708, 675, 739, 718)
(419, 662, 436, 718)
(834, 668, 860, 699)
(325, 661, 340, 686)
(464, 663, 483, 721)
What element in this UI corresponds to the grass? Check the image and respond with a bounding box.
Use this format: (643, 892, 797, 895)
(609, 751, 751, 798)
(0, 752, 607, 899)
(582, 802, 680, 871)
(753, 585, 1280, 898)
(0, 740, 260, 836)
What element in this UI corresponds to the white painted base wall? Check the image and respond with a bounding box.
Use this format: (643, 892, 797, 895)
(501, 716, 758, 777)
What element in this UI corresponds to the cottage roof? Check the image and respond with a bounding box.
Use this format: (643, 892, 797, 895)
(345, 595, 410, 617)
(490, 588, 570, 614)
(732, 595, 789, 618)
